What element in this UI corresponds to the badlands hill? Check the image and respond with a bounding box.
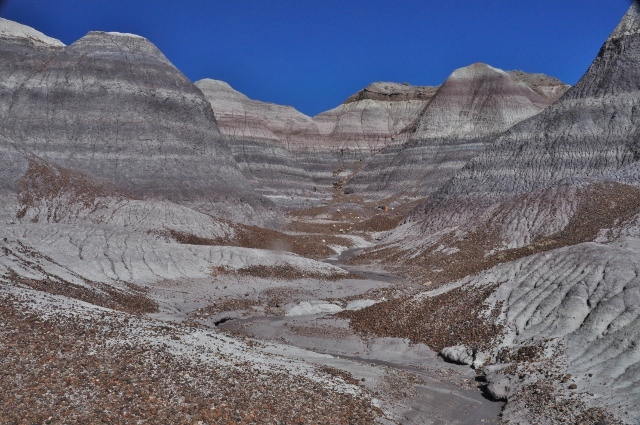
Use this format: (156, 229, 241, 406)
(200, 66, 568, 209)
(345, 2, 640, 423)
(2, 4, 640, 425)
(399, 1, 640, 251)
(196, 78, 442, 208)
(196, 78, 322, 208)
(0, 18, 65, 119)
(348, 63, 569, 200)
(314, 82, 439, 151)
(196, 78, 319, 147)
(0, 25, 277, 226)
(198, 78, 438, 151)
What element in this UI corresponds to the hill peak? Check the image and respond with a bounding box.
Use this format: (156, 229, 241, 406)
(609, 1, 640, 41)
(0, 17, 64, 48)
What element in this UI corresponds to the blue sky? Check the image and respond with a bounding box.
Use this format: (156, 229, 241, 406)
(0, 0, 632, 116)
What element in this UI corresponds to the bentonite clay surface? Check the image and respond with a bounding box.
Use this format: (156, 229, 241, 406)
(3, 3, 640, 425)
(341, 3, 640, 424)
(0, 26, 278, 226)
(198, 64, 569, 208)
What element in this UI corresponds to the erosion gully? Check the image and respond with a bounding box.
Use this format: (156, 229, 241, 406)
(216, 245, 504, 424)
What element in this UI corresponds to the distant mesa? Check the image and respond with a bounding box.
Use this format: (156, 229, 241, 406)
(343, 81, 440, 103)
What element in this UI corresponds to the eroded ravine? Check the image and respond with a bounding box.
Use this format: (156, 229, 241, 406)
(211, 245, 505, 424)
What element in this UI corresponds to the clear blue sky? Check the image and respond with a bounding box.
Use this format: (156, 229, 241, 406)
(0, 0, 633, 116)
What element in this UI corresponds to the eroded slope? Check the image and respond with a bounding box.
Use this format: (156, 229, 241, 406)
(0, 28, 278, 226)
(348, 64, 570, 201)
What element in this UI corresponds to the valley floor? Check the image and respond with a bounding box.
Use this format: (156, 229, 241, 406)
(162, 198, 512, 424)
(2, 194, 631, 424)
(1, 196, 508, 425)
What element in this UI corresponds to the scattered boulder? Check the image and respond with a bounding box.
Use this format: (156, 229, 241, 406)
(485, 373, 512, 401)
(440, 345, 475, 366)
(440, 345, 489, 369)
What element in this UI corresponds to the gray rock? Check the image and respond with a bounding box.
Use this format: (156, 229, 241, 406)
(440, 344, 488, 369)
(485, 373, 512, 401)
(440, 345, 475, 365)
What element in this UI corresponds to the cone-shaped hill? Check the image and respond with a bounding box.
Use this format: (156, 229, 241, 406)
(0, 30, 278, 226)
